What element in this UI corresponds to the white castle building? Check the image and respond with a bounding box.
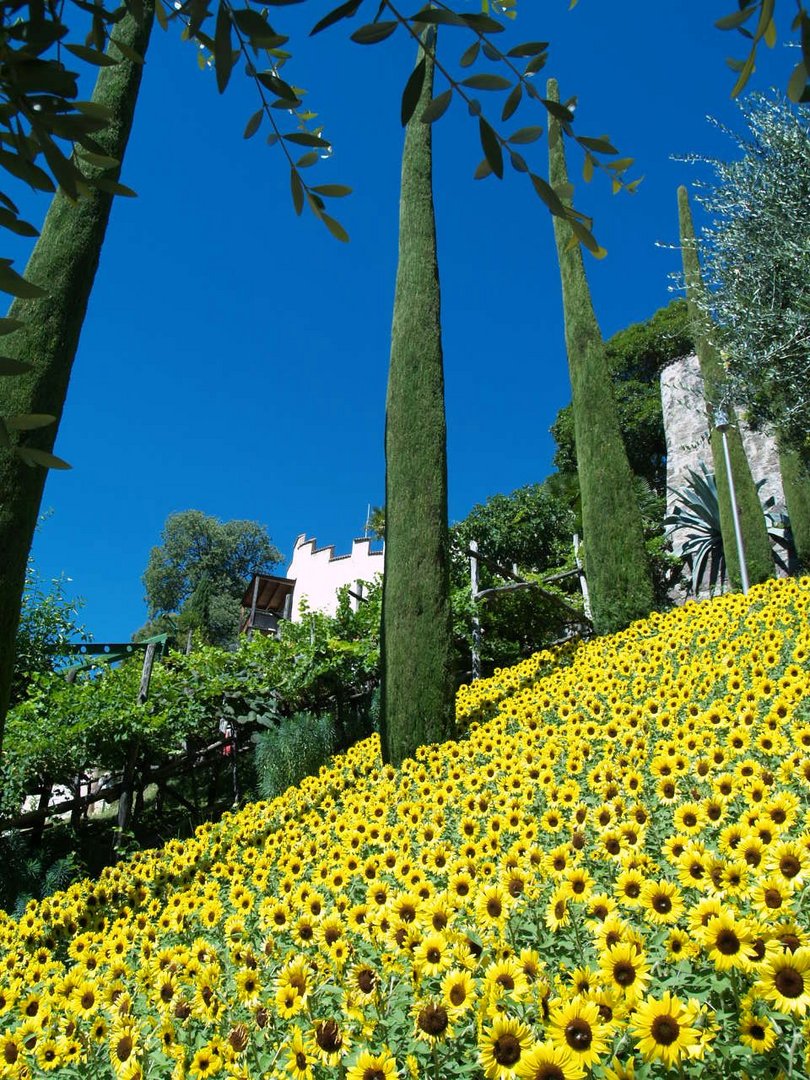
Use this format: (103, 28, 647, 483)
(241, 534, 384, 634)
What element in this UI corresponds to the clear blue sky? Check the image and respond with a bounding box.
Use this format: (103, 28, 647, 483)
(15, 1, 797, 640)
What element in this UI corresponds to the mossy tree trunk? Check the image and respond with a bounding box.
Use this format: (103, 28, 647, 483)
(380, 38, 454, 767)
(546, 79, 655, 636)
(0, 3, 155, 747)
(678, 186, 774, 591)
(779, 446, 810, 571)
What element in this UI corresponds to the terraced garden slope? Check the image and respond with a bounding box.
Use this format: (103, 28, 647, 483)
(1, 576, 809, 1079)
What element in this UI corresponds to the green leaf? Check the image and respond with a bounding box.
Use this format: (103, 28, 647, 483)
(214, 1, 234, 93)
(5, 413, 57, 431)
(310, 0, 364, 36)
(501, 82, 522, 121)
(243, 109, 263, 139)
(297, 150, 319, 167)
(257, 71, 299, 101)
(350, 21, 398, 44)
(0, 319, 24, 336)
(730, 49, 756, 96)
(507, 126, 542, 144)
(231, 8, 279, 45)
(284, 132, 330, 147)
(401, 56, 426, 126)
(460, 41, 480, 68)
(15, 447, 71, 470)
(541, 98, 574, 122)
(75, 101, 113, 121)
(715, 6, 757, 30)
(473, 157, 493, 180)
(290, 167, 304, 215)
(507, 40, 549, 57)
(64, 42, 119, 66)
(461, 74, 511, 91)
(409, 7, 465, 26)
(478, 117, 503, 178)
(77, 150, 121, 169)
(321, 213, 349, 242)
(0, 357, 31, 376)
(0, 261, 47, 299)
(787, 60, 808, 102)
(92, 178, 138, 197)
(109, 35, 145, 63)
(0, 209, 39, 238)
(524, 52, 548, 76)
(421, 89, 452, 123)
(577, 135, 618, 155)
(0, 149, 55, 193)
(568, 217, 606, 258)
(311, 184, 352, 197)
(583, 153, 594, 182)
(530, 172, 566, 216)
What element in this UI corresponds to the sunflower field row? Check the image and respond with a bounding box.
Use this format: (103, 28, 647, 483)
(1, 576, 809, 1079)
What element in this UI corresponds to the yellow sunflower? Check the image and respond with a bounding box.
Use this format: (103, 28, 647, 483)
(480, 1015, 535, 1080)
(755, 945, 810, 1016)
(548, 996, 609, 1071)
(631, 991, 700, 1069)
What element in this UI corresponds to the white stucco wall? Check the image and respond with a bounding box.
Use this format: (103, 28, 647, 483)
(286, 534, 384, 620)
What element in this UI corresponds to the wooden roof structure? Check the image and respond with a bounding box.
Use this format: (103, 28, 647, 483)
(240, 573, 296, 636)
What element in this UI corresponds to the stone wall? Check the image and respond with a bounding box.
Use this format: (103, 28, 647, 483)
(661, 354, 784, 595)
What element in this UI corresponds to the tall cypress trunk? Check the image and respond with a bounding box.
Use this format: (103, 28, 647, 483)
(779, 445, 810, 571)
(546, 78, 654, 636)
(380, 37, 453, 767)
(678, 186, 774, 591)
(0, 3, 155, 745)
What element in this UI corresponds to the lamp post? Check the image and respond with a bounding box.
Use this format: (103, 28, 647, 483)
(714, 407, 750, 594)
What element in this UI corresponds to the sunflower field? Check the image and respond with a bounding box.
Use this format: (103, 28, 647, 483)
(1, 575, 810, 1079)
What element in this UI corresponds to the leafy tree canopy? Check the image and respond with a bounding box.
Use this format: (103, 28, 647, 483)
(140, 510, 281, 646)
(694, 92, 810, 465)
(12, 559, 89, 707)
(451, 481, 574, 584)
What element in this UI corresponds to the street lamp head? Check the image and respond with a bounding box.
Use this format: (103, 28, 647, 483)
(714, 407, 730, 432)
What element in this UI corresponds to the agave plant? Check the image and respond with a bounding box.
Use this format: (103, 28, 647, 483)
(665, 466, 726, 596)
(667, 466, 796, 595)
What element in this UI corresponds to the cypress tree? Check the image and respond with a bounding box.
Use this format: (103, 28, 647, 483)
(546, 78, 655, 635)
(678, 185, 774, 590)
(380, 36, 454, 767)
(779, 446, 810, 571)
(0, 3, 154, 741)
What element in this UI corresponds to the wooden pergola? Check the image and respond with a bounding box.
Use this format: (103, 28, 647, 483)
(240, 573, 296, 636)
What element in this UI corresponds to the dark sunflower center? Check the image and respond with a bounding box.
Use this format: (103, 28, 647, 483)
(426, 948, 441, 964)
(4, 1045, 18, 1065)
(716, 929, 741, 955)
(613, 962, 636, 987)
(116, 1036, 133, 1062)
(357, 970, 376, 994)
(494, 1033, 522, 1066)
(780, 856, 801, 878)
(775, 968, 804, 998)
(487, 899, 502, 917)
(450, 985, 466, 1006)
(565, 1019, 593, 1051)
(749, 1024, 766, 1040)
(418, 1005, 449, 1036)
(653, 895, 672, 914)
(764, 888, 783, 908)
(315, 1020, 342, 1053)
(650, 1016, 680, 1046)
